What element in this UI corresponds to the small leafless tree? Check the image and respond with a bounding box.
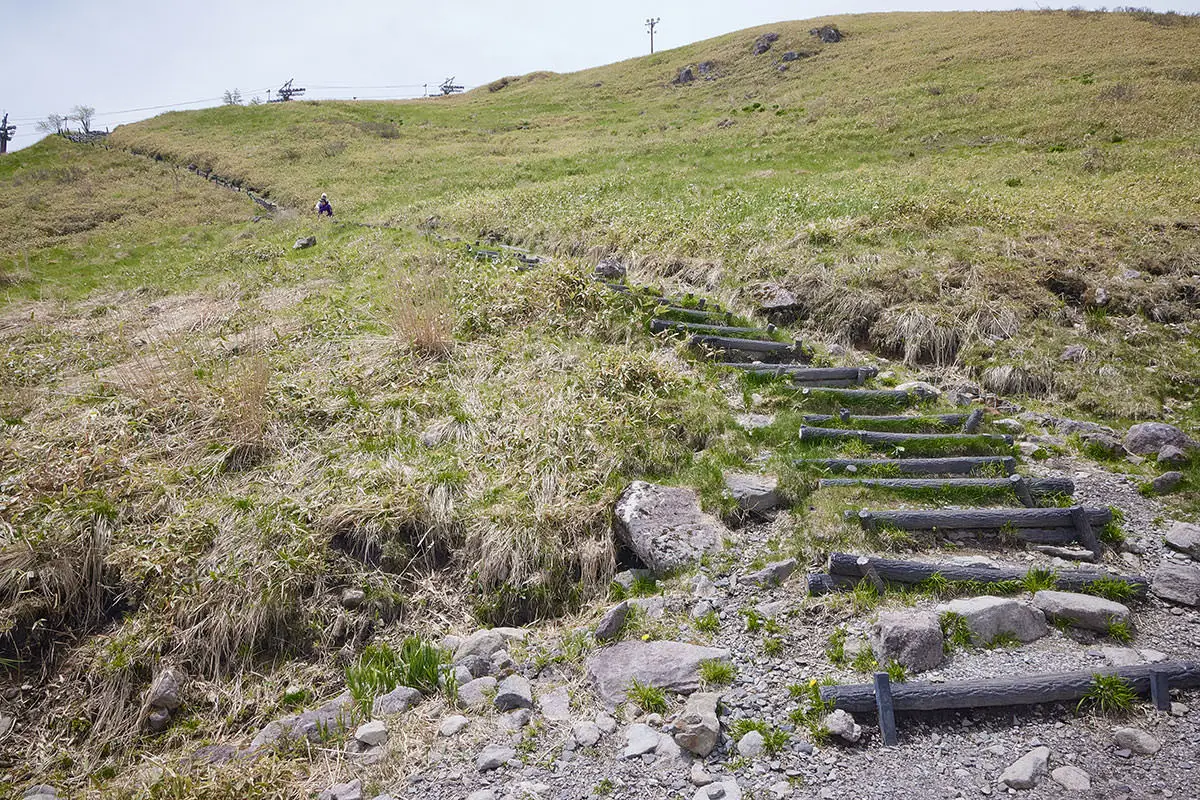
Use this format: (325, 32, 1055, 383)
(36, 113, 66, 134)
(223, 88, 243, 105)
(70, 105, 96, 133)
(248, 96, 263, 105)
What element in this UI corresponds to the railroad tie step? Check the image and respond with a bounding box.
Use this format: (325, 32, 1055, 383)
(689, 333, 803, 356)
(650, 319, 775, 338)
(846, 505, 1110, 555)
(802, 411, 966, 427)
(795, 456, 1017, 476)
(798, 426, 1013, 447)
(817, 475, 1074, 506)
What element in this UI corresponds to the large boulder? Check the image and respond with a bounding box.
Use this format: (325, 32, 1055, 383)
(586, 640, 730, 707)
(750, 282, 800, 316)
(1032, 590, 1130, 631)
(454, 628, 527, 662)
(872, 611, 944, 673)
(935, 596, 1048, 645)
(1123, 422, 1197, 456)
(1152, 561, 1200, 607)
(1165, 522, 1200, 560)
(723, 472, 781, 514)
(614, 482, 727, 574)
(671, 692, 721, 756)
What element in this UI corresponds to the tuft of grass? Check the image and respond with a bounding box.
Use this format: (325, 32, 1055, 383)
(826, 627, 848, 666)
(1083, 575, 1136, 603)
(850, 579, 882, 613)
(939, 611, 974, 652)
(625, 678, 669, 714)
(345, 637, 450, 716)
(1105, 617, 1134, 644)
(763, 636, 784, 657)
(1022, 568, 1059, 594)
(1078, 673, 1138, 716)
(850, 647, 879, 674)
(885, 659, 909, 683)
(389, 261, 455, 358)
(730, 719, 791, 754)
(699, 659, 737, 687)
(985, 631, 1023, 649)
(696, 610, 720, 634)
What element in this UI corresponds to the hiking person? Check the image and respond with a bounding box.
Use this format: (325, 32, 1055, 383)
(315, 193, 333, 217)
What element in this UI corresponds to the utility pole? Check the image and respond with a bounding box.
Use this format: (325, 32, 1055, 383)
(646, 17, 660, 54)
(0, 112, 15, 154)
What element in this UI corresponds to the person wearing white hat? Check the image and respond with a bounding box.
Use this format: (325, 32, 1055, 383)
(316, 193, 333, 217)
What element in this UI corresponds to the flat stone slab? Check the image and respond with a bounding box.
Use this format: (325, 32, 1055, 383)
(1152, 561, 1200, 606)
(614, 481, 728, 574)
(586, 640, 730, 707)
(1032, 590, 1131, 632)
(935, 596, 1047, 645)
(1165, 523, 1200, 561)
(723, 472, 781, 514)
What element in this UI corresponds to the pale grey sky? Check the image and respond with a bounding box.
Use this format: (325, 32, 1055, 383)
(3, 1, 1197, 151)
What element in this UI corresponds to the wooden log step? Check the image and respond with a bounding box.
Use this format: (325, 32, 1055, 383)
(821, 662, 1200, 715)
(802, 412, 968, 427)
(799, 426, 1013, 447)
(689, 334, 802, 355)
(651, 319, 775, 338)
(818, 475, 1074, 498)
(722, 365, 877, 379)
(795, 387, 930, 402)
(845, 506, 1112, 531)
(661, 306, 733, 324)
(823, 552, 1148, 596)
(600, 283, 718, 311)
(798, 456, 1017, 476)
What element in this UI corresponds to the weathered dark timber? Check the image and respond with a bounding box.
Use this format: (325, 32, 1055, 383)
(802, 412, 967, 427)
(823, 552, 1149, 597)
(690, 334, 802, 355)
(798, 426, 1013, 447)
(795, 387, 929, 402)
(874, 673, 899, 746)
(651, 319, 774, 337)
(792, 378, 861, 388)
(844, 506, 1111, 531)
(726, 365, 875, 378)
(662, 306, 733, 324)
(817, 476, 1074, 497)
(1072, 504, 1102, 561)
(798, 456, 1016, 476)
(820, 662, 1200, 714)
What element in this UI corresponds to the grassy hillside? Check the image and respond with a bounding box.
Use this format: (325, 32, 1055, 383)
(2, 8, 1199, 796)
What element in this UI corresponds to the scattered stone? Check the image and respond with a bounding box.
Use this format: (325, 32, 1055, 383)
(340, 588, 366, 609)
(457, 676, 499, 710)
(466, 791, 497, 800)
(738, 558, 797, 588)
(895, 380, 939, 398)
(993, 418, 1025, 435)
(293, 236, 317, 250)
(454, 628, 527, 662)
(494, 674, 534, 711)
(595, 257, 627, 280)
(735, 413, 776, 431)
(453, 664, 476, 686)
(373, 685, 421, 716)
(490, 649, 515, 672)
(655, 731, 687, 766)
(691, 763, 715, 786)
(586, 640, 731, 706)
(1170, 702, 1188, 716)
(1100, 646, 1143, 666)
(0, 714, 13, 737)
(538, 686, 572, 721)
(1051, 765, 1091, 791)
(628, 596, 666, 619)
(672, 692, 721, 756)
(737, 730, 765, 757)
(476, 743, 516, 771)
(723, 472, 781, 514)
(692, 573, 719, 598)
(823, 709, 861, 743)
(500, 708, 532, 730)
(354, 720, 388, 746)
(1060, 345, 1087, 362)
(572, 721, 603, 747)
(1150, 471, 1185, 494)
(1152, 561, 1200, 606)
(781, 51, 802, 62)
(613, 568, 652, 590)
(614, 482, 728, 574)
(595, 713, 618, 734)
(1158, 444, 1190, 466)
(694, 781, 742, 800)
(998, 746, 1050, 790)
(146, 708, 171, 733)
(935, 596, 1047, 645)
(810, 25, 843, 43)
(147, 669, 182, 711)
(249, 692, 355, 750)
(872, 611, 944, 673)
(1124, 422, 1197, 455)
(753, 32, 780, 55)
(1032, 590, 1131, 632)
(22, 787, 59, 800)
(318, 779, 363, 800)
(439, 714, 469, 737)
(623, 723, 660, 757)
(1113, 727, 1161, 755)
(673, 67, 695, 85)
(1165, 523, 1200, 560)
(595, 601, 630, 642)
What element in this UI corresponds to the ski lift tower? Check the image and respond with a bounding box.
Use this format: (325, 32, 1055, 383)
(439, 77, 464, 96)
(0, 113, 15, 154)
(271, 78, 307, 102)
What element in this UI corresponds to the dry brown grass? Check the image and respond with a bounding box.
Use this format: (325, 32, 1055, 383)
(389, 260, 455, 358)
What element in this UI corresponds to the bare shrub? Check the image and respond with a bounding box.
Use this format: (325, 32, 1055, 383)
(390, 263, 455, 357)
(219, 354, 272, 470)
(488, 76, 520, 92)
(1098, 82, 1136, 102)
(980, 364, 1054, 396)
(871, 306, 962, 365)
(1082, 146, 1106, 173)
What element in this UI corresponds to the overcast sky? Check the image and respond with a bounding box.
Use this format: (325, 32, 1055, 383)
(3, 1, 1198, 151)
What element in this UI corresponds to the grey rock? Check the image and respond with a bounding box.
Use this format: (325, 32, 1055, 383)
(1151, 471, 1184, 494)
(934, 596, 1047, 645)
(493, 674, 533, 711)
(738, 558, 797, 588)
(1158, 444, 1190, 466)
(823, 709, 861, 743)
(810, 24, 842, 43)
(0, 714, 12, 738)
(1078, 431, 1124, 456)
(1165, 522, 1200, 560)
(146, 707, 171, 733)
(1113, 727, 1161, 755)
(318, 779, 363, 800)
(723, 472, 781, 514)
(595, 257, 627, 280)
(872, 611, 944, 673)
(453, 665, 473, 686)
(572, 721, 603, 747)
(691, 762, 715, 785)
(438, 714, 469, 737)
(466, 792, 497, 800)
(1151, 561, 1200, 606)
(998, 746, 1050, 789)
(340, 588, 366, 609)
(372, 685, 421, 716)
(613, 568, 652, 590)
(737, 730, 765, 757)
(629, 595, 666, 619)
(476, 743, 516, 771)
(454, 627, 527, 662)
(1060, 345, 1088, 362)
(1032, 590, 1131, 631)
(692, 573, 719, 598)
(456, 654, 494, 679)
(623, 722, 660, 757)
(595, 601, 630, 642)
(694, 781, 742, 800)
(655, 731, 688, 766)
(293, 236, 317, 250)
(147, 668, 182, 711)
(439, 634, 463, 652)
(1051, 766, 1091, 791)
(753, 32, 780, 55)
(673, 66, 696, 85)
(993, 418, 1025, 435)
(22, 788, 59, 799)
(734, 413, 776, 431)
(457, 676, 499, 710)
(752, 281, 799, 314)
(538, 686, 572, 721)
(595, 712, 618, 734)
(1124, 422, 1197, 455)
(500, 708, 532, 730)
(249, 692, 355, 750)
(896, 380, 940, 398)
(672, 691, 721, 756)
(490, 648, 515, 671)
(781, 51, 802, 62)
(1100, 646, 1143, 666)
(586, 640, 731, 706)
(354, 720, 388, 746)
(614, 481, 728, 574)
